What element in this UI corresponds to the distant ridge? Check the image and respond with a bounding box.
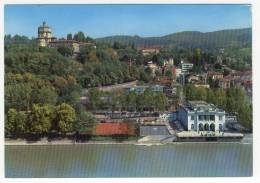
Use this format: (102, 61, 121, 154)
(96, 28, 252, 50)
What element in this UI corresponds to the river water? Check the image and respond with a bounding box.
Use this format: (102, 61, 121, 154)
(5, 143, 252, 177)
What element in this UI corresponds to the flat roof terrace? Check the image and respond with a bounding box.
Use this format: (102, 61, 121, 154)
(181, 101, 225, 113)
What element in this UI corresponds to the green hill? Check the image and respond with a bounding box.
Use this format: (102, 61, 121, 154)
(96, 28, 252, 50)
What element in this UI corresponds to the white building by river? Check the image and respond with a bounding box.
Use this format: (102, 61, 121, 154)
(177, 101, 226, 132)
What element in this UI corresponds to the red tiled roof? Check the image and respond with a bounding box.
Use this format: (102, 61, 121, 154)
(223, 75, 235, 80)
(49, 39, 94, 45)
(207, 71, 223, 76)
(95, 123, 135, 136)
(154, 77, 172, 85)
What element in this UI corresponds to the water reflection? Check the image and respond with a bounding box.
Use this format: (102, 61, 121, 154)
(5, 143, 252, 177)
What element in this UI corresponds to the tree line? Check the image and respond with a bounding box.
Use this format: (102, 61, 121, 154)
(5, 103, 97, 138)
(88, 88, 168, 112)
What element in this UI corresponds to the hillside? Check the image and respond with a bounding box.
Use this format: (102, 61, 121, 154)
(96, 28, 252, 50)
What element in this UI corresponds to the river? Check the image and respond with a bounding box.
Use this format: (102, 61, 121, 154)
(5, 143, 252, 177)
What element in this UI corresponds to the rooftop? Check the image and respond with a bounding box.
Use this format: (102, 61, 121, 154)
(95, 122, 135, 136)
(39, 21, 50, 28)
(182, 101, 224, 113)
(49, 39, 94, 45)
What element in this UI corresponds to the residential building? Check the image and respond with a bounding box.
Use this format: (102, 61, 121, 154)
(218, 76, 234, 89)
(207, 71, 223, 81)
(194, 83, 210, 88)
(175, 68, 182, 78)
(139, 47, 160, 56)
(187, 75, 200, 83)
(163, 58, 174, 66)
(146, 61, 159, 76)
(126, 86, 148, 94)
(181, 60, 193, 73)
(48, 39, 94, 54)
(37, 21, 95, 54)
(153, 77, 173, 87)
(177, 101, 226, 132)
(125, 84, 164, 94)
(150, 84, 164, 92)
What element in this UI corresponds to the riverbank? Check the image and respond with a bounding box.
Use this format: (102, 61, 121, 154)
(5, 133, 253, 145)
(5, 138, 138, 146)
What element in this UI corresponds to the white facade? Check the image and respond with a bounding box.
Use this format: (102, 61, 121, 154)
(181, 61, 193, 73)
(177, 101, 226, 132)
(38, 21, 53, 47)
(163, 58, 174, 66)
(175, 68, 182, 78)
(159, 112, 175, 121)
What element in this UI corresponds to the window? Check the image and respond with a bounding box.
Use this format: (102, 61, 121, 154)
(219, 116, 223, 121)
(210, 115, 215, 121)
(199, 115, 203, 121)
(191, 115, 194, 120)
(219, 124, 223, 131)
(191, 124, 194, 130)
(199, 123, 204, 131)
(199, 115, 205, 121)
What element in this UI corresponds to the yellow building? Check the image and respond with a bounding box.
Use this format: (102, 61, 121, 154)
(37, 21, 95, 55)
(38, 21, 55, 47)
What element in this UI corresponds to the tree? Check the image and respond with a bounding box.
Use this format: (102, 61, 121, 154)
(154, 92, 168, 111)
(5, 82, 33, 111)
(125, 92, 137, 111)
(142, 89, 154, 111)
(67, 33, 72, 40)
(57, 46, 74, 57)
(152, 54, 164, 66)
(55, 103, 76, 133)
(29, 104, 53, 134)
(73, 31, 85, 42)
(113, 42, 124, 49)
(75, 109, 97, 134)
(88, 88, 102, 110)
(214, 88, 227, 109)
(238, 103, 252, 130)
(194, 48, 202, 66)
(165, 70, 173, 79)
(88, 50, 100, 63)
(195, 87, 207, 101)
(32, 86, 58, 106)
(5, 109, 22, 137)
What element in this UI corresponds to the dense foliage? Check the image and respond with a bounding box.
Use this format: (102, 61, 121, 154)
(96, 28, 251, 50)
(88, 88, 168, 112)
(4, 31, 253, 137)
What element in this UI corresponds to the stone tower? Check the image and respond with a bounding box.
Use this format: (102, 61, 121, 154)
(38, 21, 53, 47)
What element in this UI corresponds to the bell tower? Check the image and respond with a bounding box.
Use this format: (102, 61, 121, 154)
(38, 21, 53, 47)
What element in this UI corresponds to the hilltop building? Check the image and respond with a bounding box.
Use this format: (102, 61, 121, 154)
(38, 21, 56, 47)
(138, 46, 160, 56)
(177, 101, 226, 132)
(37, 21, 95, 55)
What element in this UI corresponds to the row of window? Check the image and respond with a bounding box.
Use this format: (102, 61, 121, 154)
(191, 123, 223, 131)
(190, 115, 223, 121)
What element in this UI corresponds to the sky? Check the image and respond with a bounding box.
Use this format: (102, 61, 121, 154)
(4, 4, 252, 38)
